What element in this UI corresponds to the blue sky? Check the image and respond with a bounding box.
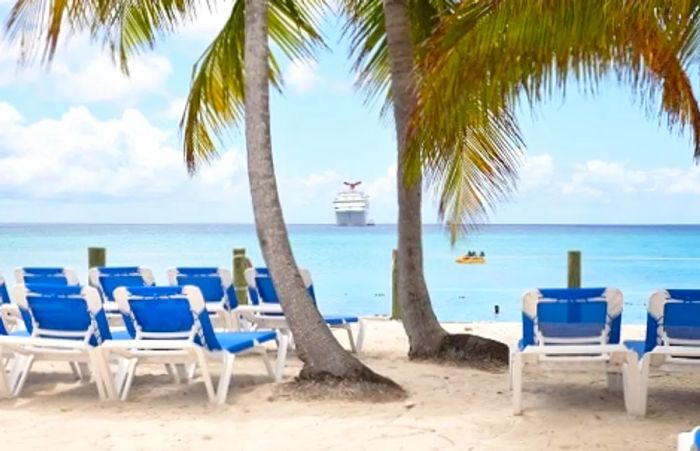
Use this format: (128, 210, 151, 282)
(0, 3, 699, 224)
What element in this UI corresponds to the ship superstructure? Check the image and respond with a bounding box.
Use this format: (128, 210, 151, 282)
(333, 181, 370, 226)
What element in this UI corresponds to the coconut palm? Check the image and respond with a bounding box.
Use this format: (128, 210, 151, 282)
(5, 0, 399, 385)
(342, 0, 700, 361)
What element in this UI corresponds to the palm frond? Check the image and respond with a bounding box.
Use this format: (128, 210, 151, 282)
(410, 0, 700, 239)
(5, 0, 203, 72)
(181, 0, 328, 172)
(340, 0, 455, 112)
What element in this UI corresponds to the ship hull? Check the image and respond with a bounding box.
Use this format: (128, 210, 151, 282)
(335, 210, 368, 226)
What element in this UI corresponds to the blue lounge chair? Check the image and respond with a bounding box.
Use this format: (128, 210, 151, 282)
(167, 267, 238, 330)
(625, 289, 700, 416)
(89, 266, 155, 313)
(511, 288, 642, 415)
(14, 267, 80, 286)
(103, 286, 288, 404)
(0, 272, 14, 329)
(4, 284, 119, 400)
(677, 426, 700, 451)
(242, 267, 365, 353)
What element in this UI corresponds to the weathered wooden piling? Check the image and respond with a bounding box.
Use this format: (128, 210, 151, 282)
(88, 247, 106, 269)
(233, 248, 250, 305)
(567, 250, 581, 288)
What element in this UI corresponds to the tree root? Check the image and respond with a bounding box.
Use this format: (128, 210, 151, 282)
(410, 333, 509, 370)
(279, 366, 407, 402)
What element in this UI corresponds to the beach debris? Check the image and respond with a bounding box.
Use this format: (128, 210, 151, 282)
(404, 400, 416, 410)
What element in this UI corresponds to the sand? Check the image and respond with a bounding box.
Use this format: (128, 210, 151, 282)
(1, 320, 698, 450)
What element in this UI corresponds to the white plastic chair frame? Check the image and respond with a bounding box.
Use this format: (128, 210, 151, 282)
(102, 286, 288, 405)
(241, 267, 366, 353)
(510, 288, 642, 416)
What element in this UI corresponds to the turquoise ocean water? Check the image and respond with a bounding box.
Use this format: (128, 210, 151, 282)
(1, 224, 699, 324)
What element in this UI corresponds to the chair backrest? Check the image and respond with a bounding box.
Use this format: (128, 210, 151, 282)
(114, 285, 223, 351)
(13, 284, 112, 345)
(0, 272, 10, 304)
(244, 267, 315, 305)
(643, 289, 700, 352)
(521, 287, 622, 347)
(14, 267, 80, 286)
(89, 266, 155, 301)
(166, 267, 237, 309)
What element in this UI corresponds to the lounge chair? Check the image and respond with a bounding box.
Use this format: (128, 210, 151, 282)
(624, 289, 700, 416)
(3, 284, 118, 400)
(677, 426, 700, 451)
(102, 286, 288, 404)
(242, 267, 365, 353)
(14, 267, 80, 286)
(167, 267, 238, 330)
(88, 266, 155, 313)
(511, 287, 642, 415)
(0, 272, 15, 330)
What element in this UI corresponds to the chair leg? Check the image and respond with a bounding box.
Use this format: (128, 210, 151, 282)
(78, 362, 91, 382)
(194, 349, 216, 403)
(115, 358, 131, 397)
(511, 353, 523, 415)
(166, 364, 179, 383)
(257, 346, 274, 379)
(636, 356, 651, 416)
(69, 362, 82, 381)
(175, 364, 188, 383)
(355, 319, 366, 354)
(11, 354, 35, 397)
(87, 350, 107, 401)
(120, 358, 139, 401)
(222, 311, 235, 331)
(275, 331, 290, 382)
(187, 363, 197, 381)
(606, 372, 623, 393)
(96, 349, 118, 401)
(344, 324, 357, 353)
(621, 359, 641, 416)
(0, 351, 10, 399)
(217, 354, 235, 405)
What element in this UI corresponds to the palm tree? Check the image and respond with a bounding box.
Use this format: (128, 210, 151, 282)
(5, 0, 400, 385)
(343, 0, 700, 362)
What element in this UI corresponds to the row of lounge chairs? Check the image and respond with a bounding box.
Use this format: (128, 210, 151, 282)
(513, 287, 700, 417)
(0, 265, 366, 404)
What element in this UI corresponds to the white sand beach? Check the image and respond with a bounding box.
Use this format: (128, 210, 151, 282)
(0, 321, 698, 450)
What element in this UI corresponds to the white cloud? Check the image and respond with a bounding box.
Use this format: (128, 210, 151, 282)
(50, 54, 172, 102)
(284, 58, 321, 94)
(164, 97, 187, 120)
(0, 36, 171, 102)
(518, 153, 555, 192)
(0, 103, 244, 201)
(496, 151, 700, 223)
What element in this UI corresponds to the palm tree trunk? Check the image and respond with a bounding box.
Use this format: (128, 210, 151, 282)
(382, 0, 508, 364)
(244, 0, 401, 384)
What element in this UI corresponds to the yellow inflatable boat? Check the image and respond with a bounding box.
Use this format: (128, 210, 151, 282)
(455, 255, 486, 264)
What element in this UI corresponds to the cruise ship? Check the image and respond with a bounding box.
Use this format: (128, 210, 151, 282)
(333, 181, 370, 226)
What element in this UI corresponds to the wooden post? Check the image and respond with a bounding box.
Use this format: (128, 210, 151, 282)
(391, 249, 400, 319)
(567, 250, 581, 288)
(233, 248, 249, 305)
(88, 247, 106, 269)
